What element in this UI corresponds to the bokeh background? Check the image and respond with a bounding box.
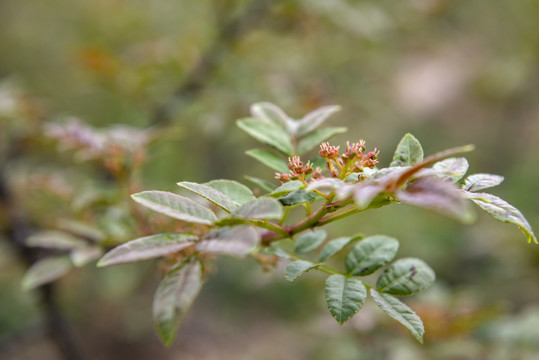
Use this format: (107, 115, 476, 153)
(1, 1, 539, 359)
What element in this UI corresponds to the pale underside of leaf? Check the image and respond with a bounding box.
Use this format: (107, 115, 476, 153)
(431, 157, 469, 183)
(325, 274, 367, 325)
(22, 255, 73, 290)
(132, 191, 218, 225)
(270, 180, 304, 197)
(71, 245, 103, 267)
(177, 181, 240, 212)
(204, 179, 256, 206)
(196, 226, 259, 257)
(370, 289, 425, 343)
(25, 230, 87, 250)
(230, 197, 283, 220)
(462, 173, 504, 192)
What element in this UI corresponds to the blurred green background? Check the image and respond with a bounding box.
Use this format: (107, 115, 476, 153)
(1, 0, 538, 359)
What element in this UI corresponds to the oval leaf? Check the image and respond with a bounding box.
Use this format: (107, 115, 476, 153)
(284, 260, 318, 282)
(296, 105, 341, 136)
(278, 189, 317, 206)
(376, 258, 436, 296)
(325, 274, 367, 325)
(22, 255, 73, 290)
(432, 157, 469, 182)
(245, 148, 289, 173)
(237, 117, 293, 155)
(270, 180, 305, 197)
(97, 233, 197, 267)
(319, 236, 360, 262)
(294, 229, 327, 254)
(153, 258, 204, 346)
(177, 181, 239, 212)
(370, 289, 425, 343)
(250, 102, 290, 129)
(204, 179, 256, 205)
(230, 197, 283, 220)
(462, 173, 504, 192)
(132, 191, 217, 225)
(345, 235, 399, 276)
(465, 192, 537, 244)
(390, 133, 424, 167)
(297, 127, 347, 155)
(25, 230, 86, 250)
(196, 226, 259, 257)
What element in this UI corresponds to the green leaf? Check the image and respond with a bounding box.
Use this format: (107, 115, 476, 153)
(270, 180, 304, 197)
(153, 258, 204, 346)
(204, 179, 256, 206)
(177, 181, 239, 212)
(390, 133, 424, 167)
(345, 235, 399, 276)
(376, 258, 436, 296)
(132, 191, 218, 225)
(25, 230, 86, 249)
(397, 177, 475, 224)
(325, 274, 367, 325)
(296, 105, 341, 136)
(237, 117, 293, 155)
(370, 289, 425, 343)
(462, 173, 504, 192)
(244, 176, 276, 193)
(279, 189, 318, 206)
(284, 260, 318, 282)
(432, 157, 469, 182)
(465, 192, 537, 244)
(297, 127, 347, 155)
(294, 229, 327, 254)
(319, 236, 360, 262)
(263, 246, 291, 259)
(230, 197, 283, 220)
(97, 233, 197, 267)
(71, 245, 103, 267)
(250, 102, 290, 129)
(245, 149, 289, 173)
(196, 226, 259, 257)
(22, 255, 73, 290)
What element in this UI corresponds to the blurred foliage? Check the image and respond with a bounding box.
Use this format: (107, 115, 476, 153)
(1, 0, 538, 359)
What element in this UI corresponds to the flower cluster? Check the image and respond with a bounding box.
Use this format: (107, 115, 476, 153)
(320, 141, 379, 180)
(275, 156, 319, 183)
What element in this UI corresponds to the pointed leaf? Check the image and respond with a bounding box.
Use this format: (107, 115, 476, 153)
(153, 258, 204, 346)
(284, 260, 318, 282)
(22, 256, 73, 290)
(245, 149, 289, 173)
(204, 179, 256, 205)
(431, 157, 469, 182)
(250, 102, 290, 129)
(297, 105, 341, 136)
(132, 191, 217, 225)
(325, 274, 367, 325)
(270, 181, 304, 197)
(390, 133, 424, 167)
(376, 258, 436, 296)
(370, 289, 425, 343)
(319, 236, 360, 262)
(237, 117, 293, 155)
(25, 230, 87, 250)
(465, 192, 537, 244)
(230, 197, 283, 220)
(297, 127, 347, 155)
(244, 176, 276, 193)
(71, 246, 103, 267)
(177, 181, 239, 212)
(196, 226, 259, 257)
(278, 189, 318, 206)
(462, 173, 504, 192)
(294, 229, 327, 254)
(397, 177, 475, 223)
(345, 235, 399, 276)
(97, 233, 197, 267)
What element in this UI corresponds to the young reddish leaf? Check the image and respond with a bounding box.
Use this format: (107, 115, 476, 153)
(22, 255, 73, 290)
(376, 258, 435, 296)
(284, 260, 318, 282)
(97, 233, 197, 267)
(153, 258, 204, 346)
(370, 289, 425, 343)
(397, 177, 475, 223)
(177, 181, 239, 212)
(325, 275, 367, 325)
(132, 191, 218, 225)
(195, 226, 259, 257)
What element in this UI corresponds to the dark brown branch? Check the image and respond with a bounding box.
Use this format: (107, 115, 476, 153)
(150, 0, 273, 127)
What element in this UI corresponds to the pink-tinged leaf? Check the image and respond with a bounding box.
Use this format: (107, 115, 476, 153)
(97, 233, 197, 267)
(153, 258, 204, 346)
(431, 157, 469, 182)
(353, 182, 386, 209)
(132, 191, 218, 225)
(196, 226, 259, 257)
(397, 177, 475, 223)
(462, 173, 504, 192)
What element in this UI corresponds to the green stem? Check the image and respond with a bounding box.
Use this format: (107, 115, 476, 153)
(317, 207, 364, 226)
(248, 220, 288, 236)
